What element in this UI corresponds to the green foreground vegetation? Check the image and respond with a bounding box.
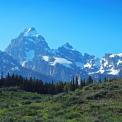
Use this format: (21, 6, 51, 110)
(0, 79, 121, 122)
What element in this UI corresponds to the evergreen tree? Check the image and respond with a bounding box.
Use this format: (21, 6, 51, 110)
(87, 76, 93, 85)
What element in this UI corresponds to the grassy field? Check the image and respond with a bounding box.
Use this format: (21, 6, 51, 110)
(0, 79, 122, 122)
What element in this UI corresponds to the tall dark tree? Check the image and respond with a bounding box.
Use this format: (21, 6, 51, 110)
(87, 76, 93, 85)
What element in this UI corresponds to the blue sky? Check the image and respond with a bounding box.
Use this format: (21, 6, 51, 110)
(0, 0, 122, 57)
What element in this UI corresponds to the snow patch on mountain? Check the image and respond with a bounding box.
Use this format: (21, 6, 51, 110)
(98, 67, 105, 74)
(108, 68, 120, 75)
(117, 60, 122, 65)
(84, 63, 92, 69)
(103, 60, 108, 67)
(24, 27, 40, 37)
(22, 61, 28, 67)
(50, 57, 72, 68)
(109, 53, 122, 58)
(42, 56, 49, 62)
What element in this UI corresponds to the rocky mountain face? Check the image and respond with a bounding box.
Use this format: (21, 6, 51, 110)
(0, 50, 54, 82)
(3, 27, 122, 81)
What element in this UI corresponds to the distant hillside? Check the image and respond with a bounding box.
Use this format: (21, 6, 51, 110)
(0, 79, 121, 122)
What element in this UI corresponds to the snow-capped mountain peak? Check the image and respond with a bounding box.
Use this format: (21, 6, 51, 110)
(109, 53, 122, 58)
(4, 27, 122, 81)
(23, 27, 41, 38)
(5, 27, 50, 67)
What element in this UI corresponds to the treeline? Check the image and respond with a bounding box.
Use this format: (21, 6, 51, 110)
(0, 73, 107, 94)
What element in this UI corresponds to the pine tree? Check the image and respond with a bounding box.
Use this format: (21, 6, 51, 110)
(87, 76, 93, 85)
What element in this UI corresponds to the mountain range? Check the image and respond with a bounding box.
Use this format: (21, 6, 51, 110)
(0, 27, 122, 82)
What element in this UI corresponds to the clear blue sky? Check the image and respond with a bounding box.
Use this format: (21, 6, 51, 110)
(0, 0, 122, 57)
